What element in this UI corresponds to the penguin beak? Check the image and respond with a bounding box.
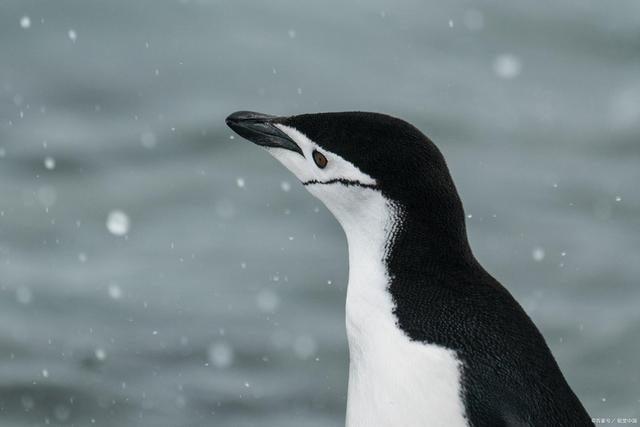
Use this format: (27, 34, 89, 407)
(225, 111, 303, 156)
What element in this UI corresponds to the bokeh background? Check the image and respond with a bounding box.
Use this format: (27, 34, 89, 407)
(1, 1, 639, 426)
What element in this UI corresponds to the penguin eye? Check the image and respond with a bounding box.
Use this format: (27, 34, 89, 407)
(312, 150, 328, 169)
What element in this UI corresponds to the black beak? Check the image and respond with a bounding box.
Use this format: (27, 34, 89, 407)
(225, 111, 303, 156)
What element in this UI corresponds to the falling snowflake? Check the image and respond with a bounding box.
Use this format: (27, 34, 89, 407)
(532, 247, 545, 262)
(20, 16, 31, 29)
(106, 210, 130, 236)
(256, 289, 279, 313)
(108, 283, 123, 299)
(208, 341, 234, 368)
(280, 181, 291, 192)
(493, 54, 522, 79)
(140, 131, 157, 148)
(95, 348, 107, 361)
(44, 156, 56, 170)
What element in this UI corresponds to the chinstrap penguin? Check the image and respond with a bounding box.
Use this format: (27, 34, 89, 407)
(225, 111, 593, 427)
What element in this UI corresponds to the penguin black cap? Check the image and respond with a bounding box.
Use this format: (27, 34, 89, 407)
(226, 110, 593, 427)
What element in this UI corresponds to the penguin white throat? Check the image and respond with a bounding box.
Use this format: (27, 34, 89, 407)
(263, 125, 469, 427)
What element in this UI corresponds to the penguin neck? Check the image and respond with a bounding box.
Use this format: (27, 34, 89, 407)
(323, 187, 470, 427)
(321, 187, 401, 362)
(387, 197, 477, 282)
(324, 187, 476, 296)
(315, 186, 399, 319)
(319, 184, 478, 338)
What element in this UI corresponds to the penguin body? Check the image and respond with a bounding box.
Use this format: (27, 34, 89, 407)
(226, 111, 593, 427)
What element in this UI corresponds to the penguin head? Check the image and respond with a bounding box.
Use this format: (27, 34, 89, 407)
(226, 111, 467, 253)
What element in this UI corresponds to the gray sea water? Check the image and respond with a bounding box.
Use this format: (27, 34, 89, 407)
(1, 1, 639, 426)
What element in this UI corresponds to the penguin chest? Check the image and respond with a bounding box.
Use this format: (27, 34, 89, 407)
(345, 286, 469, 427)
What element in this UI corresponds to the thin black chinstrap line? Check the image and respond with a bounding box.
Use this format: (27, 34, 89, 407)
(302, 178, 378, 190)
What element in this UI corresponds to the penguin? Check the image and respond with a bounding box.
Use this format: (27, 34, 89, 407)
(225, 111, 593, 427)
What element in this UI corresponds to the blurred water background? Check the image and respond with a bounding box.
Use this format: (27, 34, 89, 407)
(1, 1, 639, 426)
